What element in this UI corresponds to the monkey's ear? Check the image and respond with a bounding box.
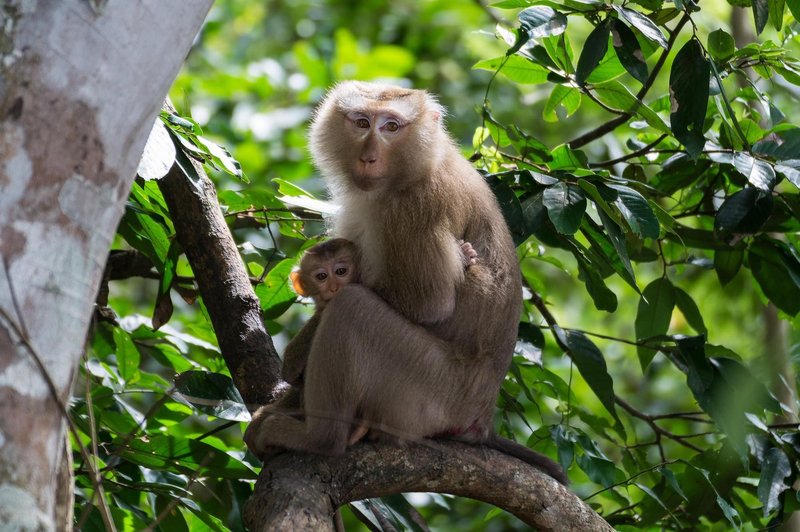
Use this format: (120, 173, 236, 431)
(290, 271, 308, 296)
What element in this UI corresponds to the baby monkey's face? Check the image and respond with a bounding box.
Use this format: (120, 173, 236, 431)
(308, 253, 355, 307)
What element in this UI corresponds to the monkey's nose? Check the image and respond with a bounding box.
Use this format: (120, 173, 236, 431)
(360, 156, 377, 164)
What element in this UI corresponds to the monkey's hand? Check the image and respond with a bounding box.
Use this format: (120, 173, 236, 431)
(458, 239, 478, 268)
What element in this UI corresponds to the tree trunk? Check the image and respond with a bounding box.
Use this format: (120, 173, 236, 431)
(0, 1, 212, 529)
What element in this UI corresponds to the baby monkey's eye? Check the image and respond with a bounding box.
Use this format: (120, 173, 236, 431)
(335, 267, 348, 276)
(384, 121, 400, 132)
(315, 272, 328, 281)
(354, 118, 370, 129)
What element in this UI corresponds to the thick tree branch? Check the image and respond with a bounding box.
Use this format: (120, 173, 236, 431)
(244, 441, 613, 531)
(157, 147, 282, 408)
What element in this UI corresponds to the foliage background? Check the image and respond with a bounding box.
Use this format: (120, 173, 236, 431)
(74, 0, 800, 530)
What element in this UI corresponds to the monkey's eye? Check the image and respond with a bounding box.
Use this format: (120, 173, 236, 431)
(384, 121, 400, 132)
(354, 117, 370, 129)
(315, 272, 328, 281)
(335, 267, 348, 276)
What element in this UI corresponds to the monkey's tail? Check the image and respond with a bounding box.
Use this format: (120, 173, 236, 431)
(488, 435, 569, 486)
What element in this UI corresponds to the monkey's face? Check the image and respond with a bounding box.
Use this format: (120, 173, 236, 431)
(344, 111, 409, 191)
(307, 255, 356, 307)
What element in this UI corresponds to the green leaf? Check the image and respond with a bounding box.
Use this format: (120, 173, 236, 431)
(543, 85, 581, 122)
(518, 6, 568, 38)
(752, 0, 769, 34)
(577, 259, 618, 312)
(593, 81, 670, 133)
(674, 287, 707, 334)
(173, 371, 249, 422)
(255, 258, 300, 319)
(609, 184, 660, 239)
(611, 19, 648, 84)
(708, 29, 736, 62)
(112, 327, 141, 383)
(612, 5, 668, 49)
(669, 39, 710, 158)
(714, 248, 744, 286)
(768, 0, 785, 31)
(137, 119, 176, 181)
(788, 0, 800, 21)
(473, 55, 550, 84)
(757, 448, 792, 517)
(597, 209, 638, 290)
(732, 152, 776, 191)
(576, 18, 611, 85)
(776, 160, 800, 188)
(543, 182, 587, 234)
(563, 329, 619, 422)
(115, 435, 257, 479)
(748, 239, 800, 316)
(488, 176, 528, 245)
(635, 278, 675, 369)
(714, 187, 774, 237)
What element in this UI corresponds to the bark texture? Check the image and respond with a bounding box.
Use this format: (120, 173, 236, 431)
(0, 1, 212, 529)
(243, 441, 613, 531)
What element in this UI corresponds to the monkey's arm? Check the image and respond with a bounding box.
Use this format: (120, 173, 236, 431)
(281, 311, 323, 385)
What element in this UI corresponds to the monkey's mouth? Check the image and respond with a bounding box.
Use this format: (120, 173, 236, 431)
(352, 168, 384, 191)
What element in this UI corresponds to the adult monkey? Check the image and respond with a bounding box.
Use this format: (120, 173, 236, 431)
(245, 81, 566, 485)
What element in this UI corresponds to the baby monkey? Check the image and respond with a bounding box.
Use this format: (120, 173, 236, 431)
(255, 237, 478, 453)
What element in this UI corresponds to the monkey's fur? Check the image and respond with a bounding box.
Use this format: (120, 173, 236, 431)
(245, 81, 567, 485)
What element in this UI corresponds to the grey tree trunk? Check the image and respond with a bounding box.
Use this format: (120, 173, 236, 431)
(0, 1, 213, 529)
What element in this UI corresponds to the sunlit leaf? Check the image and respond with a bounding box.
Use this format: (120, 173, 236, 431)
(757, 448, 792, 516)
(518, 6, 568, 38)
(708, 29, 735, 62)
(174, 371, 250, 422)
(612, 5, 667, 49)
(473, 55, 550, 84)
(732, 152, 776, 191)
(543, 85, 581, 122)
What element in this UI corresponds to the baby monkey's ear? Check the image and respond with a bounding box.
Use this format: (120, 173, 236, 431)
(290, 270, 308, 296)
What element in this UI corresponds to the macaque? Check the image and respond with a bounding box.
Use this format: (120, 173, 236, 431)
(272, 237, 479, 445)
(245, 81, 566, 485)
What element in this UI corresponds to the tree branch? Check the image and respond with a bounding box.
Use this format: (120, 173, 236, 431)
(244, 441, 613, 531)
(157, 127, 282, 409)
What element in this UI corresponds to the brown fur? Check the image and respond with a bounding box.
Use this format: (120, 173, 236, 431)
(244, 81, 566, 484)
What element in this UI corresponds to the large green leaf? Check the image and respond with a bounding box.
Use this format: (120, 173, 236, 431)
(563, 329, 620, 423)
(674, 287, 707, 334)
(255, 258, 300, 319)
(752, 0, 769, 34)
(576, 257, 618, 312)
(669, 39, 710, 158)
(518, 6, 568, 38)
(611, 19, 648, 84)
(543, 182, 587, 234)
(732, 152, 776, 191)
(635, 277, 675, 369)
(593, 81, 670, 133)
(473, 55, 550, 84)
(543, 85, 581, 122)
(748, 239, 800, 316)
(609, 184, 660, 239)
(576, 18, 611, 85)
(757, 448, 792, 517)
(714, 187, 774, 238)
(488, 176, 529, 245)
(708, 29, 735, 62)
